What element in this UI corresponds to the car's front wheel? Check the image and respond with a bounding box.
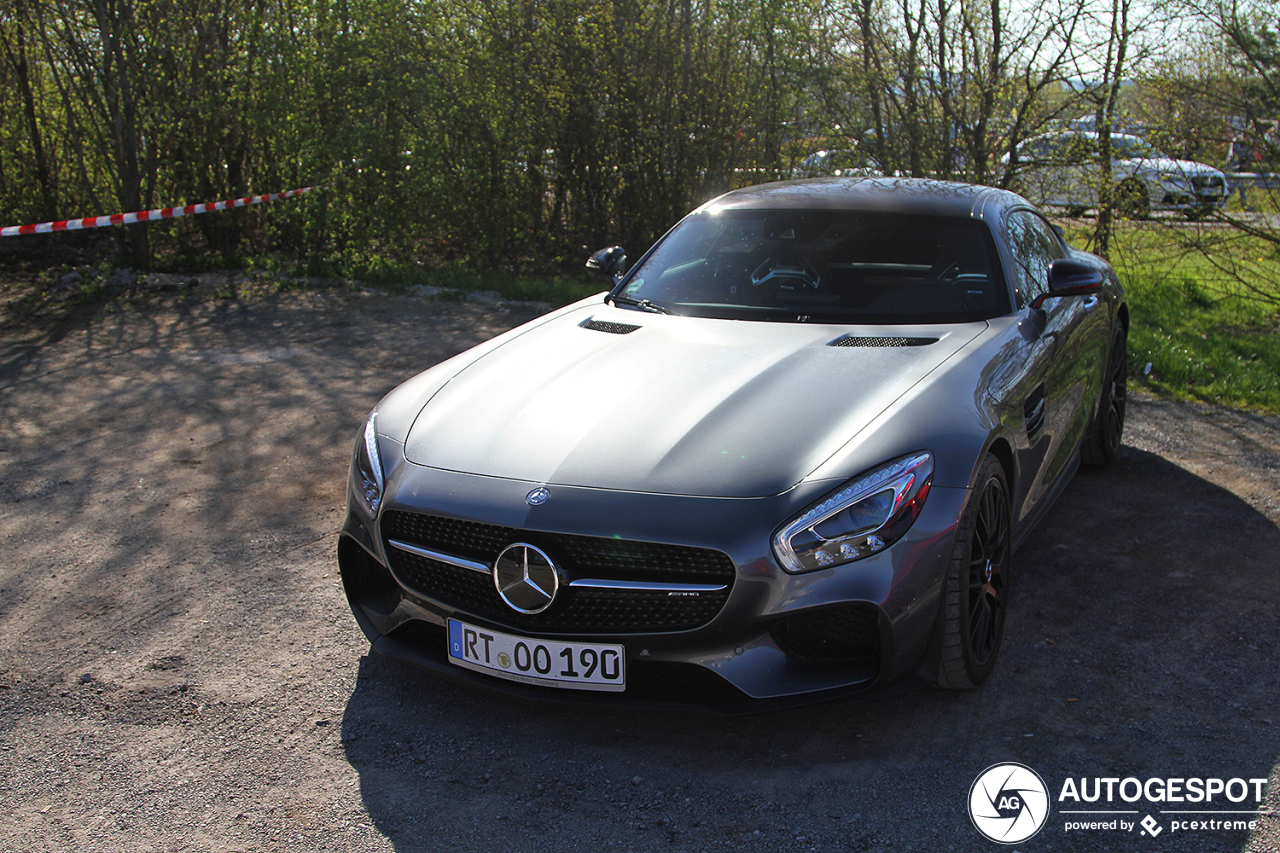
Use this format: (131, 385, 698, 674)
(937, 454, 1011, 689)
(1081, 329, 1128, 467)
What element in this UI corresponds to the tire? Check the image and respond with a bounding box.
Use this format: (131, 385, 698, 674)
(1081, 329, 1128, 467)
(1115, 179, 1149, 219)
(937, 454, 1011, 689)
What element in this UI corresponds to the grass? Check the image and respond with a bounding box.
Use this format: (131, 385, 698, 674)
(1123, 270, 1280, 411)
(1058, 219, 1280, 413)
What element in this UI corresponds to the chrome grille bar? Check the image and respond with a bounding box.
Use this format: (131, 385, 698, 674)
(569, 579, 727, 593)
(388, 539, 489, 574)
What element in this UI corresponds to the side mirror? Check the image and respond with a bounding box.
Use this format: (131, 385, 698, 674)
(586, 246, 627, 278)
(1031, 259, 1104, 309)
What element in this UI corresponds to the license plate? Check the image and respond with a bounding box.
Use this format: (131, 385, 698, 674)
(447, 619, 625, 692)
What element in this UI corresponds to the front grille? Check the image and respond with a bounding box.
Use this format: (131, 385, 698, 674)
(770, 604, 881, 662)
(829, 335, 937, 348)
(380, 510, 735, 633)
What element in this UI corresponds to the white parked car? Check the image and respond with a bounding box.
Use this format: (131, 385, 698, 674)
(794, 149, 881, 179)
(1011, 131, 1228, 218)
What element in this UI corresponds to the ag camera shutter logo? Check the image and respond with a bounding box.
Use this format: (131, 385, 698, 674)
(969, 763, 1051, 844)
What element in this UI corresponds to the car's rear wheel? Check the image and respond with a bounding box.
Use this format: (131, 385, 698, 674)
(1115, 179, 1150, 219)
(937, 454, 1011, 689)
(1081, 329, 1128, 467)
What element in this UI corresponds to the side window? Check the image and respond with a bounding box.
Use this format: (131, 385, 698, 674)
(1005, 211, 1067, 307)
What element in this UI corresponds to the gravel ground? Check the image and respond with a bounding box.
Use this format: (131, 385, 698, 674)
(0, 277, 1277, 852)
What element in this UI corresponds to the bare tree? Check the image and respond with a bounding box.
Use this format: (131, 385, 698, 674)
(819, 0, 1091, 185)
(0, 0, 58, 221)
(1123, 0, 1280, 303)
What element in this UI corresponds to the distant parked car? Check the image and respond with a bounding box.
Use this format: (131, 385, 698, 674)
(794, 149, 881, 178)
(1011, 131, 1228, 219)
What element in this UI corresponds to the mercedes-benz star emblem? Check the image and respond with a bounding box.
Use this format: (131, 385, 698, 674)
(526, 487, 550, 506)
(493, 543, 560, 614)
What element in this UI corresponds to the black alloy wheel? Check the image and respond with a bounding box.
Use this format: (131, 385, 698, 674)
(937, 454, 1011, 688)
(1082, 329, 1128, 466)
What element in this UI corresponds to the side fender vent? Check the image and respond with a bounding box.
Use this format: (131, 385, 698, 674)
(829, 335, 938, 348)
(1024, 385, 1046, 443)
(580, 319, 642, 335)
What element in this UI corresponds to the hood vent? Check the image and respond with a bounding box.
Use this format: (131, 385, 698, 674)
(829, 335, 938, 348)
(580, 319, 642, 335)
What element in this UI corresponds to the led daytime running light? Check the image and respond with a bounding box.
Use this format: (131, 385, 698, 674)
(794, 453, 929, 533)
(355, 411, 385, 516)
(363, 413, 384, 494)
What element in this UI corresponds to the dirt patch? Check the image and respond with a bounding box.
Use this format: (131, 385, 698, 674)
(1, 282, 1277, 852)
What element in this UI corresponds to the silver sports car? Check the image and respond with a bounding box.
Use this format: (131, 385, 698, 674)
(338, 177, 1128, 711)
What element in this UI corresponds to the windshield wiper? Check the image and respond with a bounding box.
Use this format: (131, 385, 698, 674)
(608, 294, 673, 314)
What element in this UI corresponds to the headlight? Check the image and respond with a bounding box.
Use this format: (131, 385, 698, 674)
(353, 410, 385, 516)
(773, 452, 933, 573)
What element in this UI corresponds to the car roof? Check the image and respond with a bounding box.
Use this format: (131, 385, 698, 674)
(1068, 130, 1140, 140)
(692, 177, 1022, 220)
(1027, 129, 1140, 141)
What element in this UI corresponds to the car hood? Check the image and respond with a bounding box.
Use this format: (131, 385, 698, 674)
(402, 304, 983, 497)
(1134, 156, 1223, 178)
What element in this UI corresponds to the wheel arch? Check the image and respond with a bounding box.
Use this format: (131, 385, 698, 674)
(984, 436, 1017, 497)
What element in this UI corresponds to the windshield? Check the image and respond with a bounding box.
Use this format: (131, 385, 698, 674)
(617, 209, 1009, 323)
(1112, 136, 1167, 160)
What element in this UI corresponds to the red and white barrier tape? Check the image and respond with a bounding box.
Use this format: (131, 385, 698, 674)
(1, 186, 318, 237)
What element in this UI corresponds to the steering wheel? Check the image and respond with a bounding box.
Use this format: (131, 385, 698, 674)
(930, 258, 960, 282)
(751, 258, 821, 292)
(924, 257, 981, 312)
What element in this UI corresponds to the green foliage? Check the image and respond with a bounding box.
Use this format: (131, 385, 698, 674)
(1053, 219, 1280, 412)
(1, 0, 835, 268)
